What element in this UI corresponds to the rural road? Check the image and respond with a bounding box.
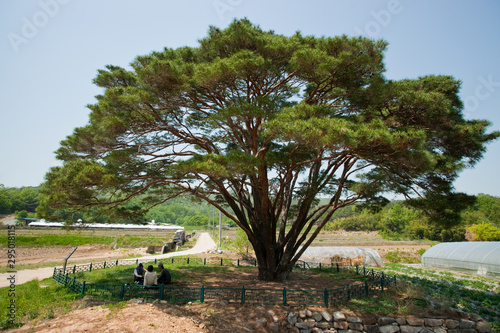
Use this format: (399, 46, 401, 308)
(0, 232, 217, 288)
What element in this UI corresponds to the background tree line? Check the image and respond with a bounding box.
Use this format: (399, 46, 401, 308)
(2, 184, 499, 241)
(0, 184, 234, 227)
(324, 193, 500, 241)
(0, 184, 40, 218)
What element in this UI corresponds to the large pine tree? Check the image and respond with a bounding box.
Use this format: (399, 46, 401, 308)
(40, 19, 498, 280)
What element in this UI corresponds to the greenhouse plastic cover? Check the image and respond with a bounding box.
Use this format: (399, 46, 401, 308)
(28, 221, 184, 230)
(299, 247, 384, 267)
(421, 241, 500, 275)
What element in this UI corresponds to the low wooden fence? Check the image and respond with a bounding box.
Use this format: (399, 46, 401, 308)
(53, 258, 396, 307)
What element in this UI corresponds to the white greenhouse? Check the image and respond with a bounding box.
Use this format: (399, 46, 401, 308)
(421, 241, 500, 277)
(299, 247, 384, 267)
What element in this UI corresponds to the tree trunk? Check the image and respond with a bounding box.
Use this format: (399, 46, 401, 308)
(257, 258, 294, 281)
(253, 235, 296, 281)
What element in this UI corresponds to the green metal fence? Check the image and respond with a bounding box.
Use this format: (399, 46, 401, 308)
(52, 258, 397, 307)
(58, 257, 370, 275)
(59, 257, 261, 275)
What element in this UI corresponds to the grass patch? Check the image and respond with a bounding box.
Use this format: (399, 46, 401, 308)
(0, 262, 64, 274)
(308, 266, 371, 282)
(0, 278, 82, 330)
(0, 229, 178, 248)
(0, 234, 115, 247)
(384, 250, 422, 264)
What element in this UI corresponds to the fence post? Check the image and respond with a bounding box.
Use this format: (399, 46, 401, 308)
(381, 272, 385, 291)
(187, 257, 190, 264)
(283, 287, 287, 306)
(136, 259, 138, 265)
(204, 258, 206, 265)
(323, 288, 328, 307)
(336, 264, 339, 272)
(371, 269, 374, 279)
(200, 284, 205, 303)
(73, 265, 76, 274)
(347, 284, 351, 301)
(65, 273, 69, 286)
(89, 263, 92, 272)
(171, 258, 174, 264)
(363, 266, 366, 276)
(254, 259, 257, 267)
(160, 284, 164, 301)
(72, 276, 76, 289)
(81, 281, 86, 295)
(221, 258, 223, 266)
(119, 283, 124, 299)
(104, 261, 107, 269)
(356, 265, 358, 275)
(155, 258, 157, 264)
(116, 259, 119, 266)
(365, 281, 369, 296)
(319, 263, 322, 270)
(237, 259, 240, 267)
(241, 286, 245, 304)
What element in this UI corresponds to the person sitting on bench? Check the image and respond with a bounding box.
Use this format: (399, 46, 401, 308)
(134, 263, 145, 285)
(157, 262, 171, 284)
(143, 265, 158, 287)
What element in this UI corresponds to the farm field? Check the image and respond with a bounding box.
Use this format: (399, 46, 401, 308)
(0, 227, 193, 272)
(215, 228, 433, 264)
(0, 226, 432, 272)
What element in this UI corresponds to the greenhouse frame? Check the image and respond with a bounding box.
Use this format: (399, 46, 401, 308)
(421, 241, 500, 277)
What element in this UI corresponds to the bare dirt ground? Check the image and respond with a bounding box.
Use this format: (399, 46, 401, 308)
(9, 298, 303, 333)
(173, 264, 362, 290)
(10, 300, 208, 333)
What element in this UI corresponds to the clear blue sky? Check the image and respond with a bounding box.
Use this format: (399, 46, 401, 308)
(1, 0, 499, 196)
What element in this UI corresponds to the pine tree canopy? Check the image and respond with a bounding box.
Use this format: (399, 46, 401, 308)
(39, 19, 499, 280)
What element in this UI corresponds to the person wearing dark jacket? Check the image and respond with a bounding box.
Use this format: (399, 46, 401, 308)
(134, 263, 145, 285)
(157, 262, 171, 284)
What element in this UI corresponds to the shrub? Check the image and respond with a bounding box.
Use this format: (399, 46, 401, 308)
(15, 210, 28, 219)
(325, 213, 378, 231)
(470, 222, 500, 241)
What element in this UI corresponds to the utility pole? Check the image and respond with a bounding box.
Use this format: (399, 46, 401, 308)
(207, 208, 210, 232)
(219, 210, 222, 250)
(212, 206, 215, 238)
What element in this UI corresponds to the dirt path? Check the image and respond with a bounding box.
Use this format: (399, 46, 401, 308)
(137, 232, 217, 261)
(0, 233, 216, 288)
